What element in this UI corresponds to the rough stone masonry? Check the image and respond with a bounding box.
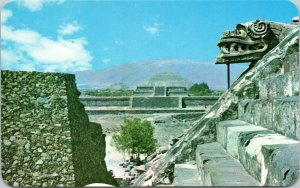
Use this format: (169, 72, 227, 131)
(1, 71, 117, 187)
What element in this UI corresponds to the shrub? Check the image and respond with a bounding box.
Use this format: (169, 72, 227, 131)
(112, 118, 157, 162)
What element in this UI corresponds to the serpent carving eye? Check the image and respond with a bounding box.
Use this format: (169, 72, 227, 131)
(248, 21, 269, 39)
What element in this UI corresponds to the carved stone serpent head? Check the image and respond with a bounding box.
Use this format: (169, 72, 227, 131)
(215, 20, 296, 64)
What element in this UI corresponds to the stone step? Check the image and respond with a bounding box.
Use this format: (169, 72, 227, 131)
(238, 97, 299, 140)
(196, 142, 260, 186)
(216, 120, 299, 186)
(172, 163, 202, 186)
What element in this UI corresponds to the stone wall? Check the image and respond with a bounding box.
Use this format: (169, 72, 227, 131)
(80, 97, 130, 107)
(1, 71, 117, 187)
(132, 97, 179, 108)
(80, 96, 219, 110)
(182, 97, 219, 108)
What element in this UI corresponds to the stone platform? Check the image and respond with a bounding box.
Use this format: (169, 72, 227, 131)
(84, 106, 206, 115)
(80, 96, 218, 114)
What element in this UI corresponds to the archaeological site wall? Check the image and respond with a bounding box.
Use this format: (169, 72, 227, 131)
(80, 96, 219, 110)
(182, 96, 218, 108)
(1, 71, 117, 187)
(132, 97, 179, 108)
(80, 96, 130, 107)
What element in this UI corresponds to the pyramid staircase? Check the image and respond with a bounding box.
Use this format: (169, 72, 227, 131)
(172, 28, 299, 186)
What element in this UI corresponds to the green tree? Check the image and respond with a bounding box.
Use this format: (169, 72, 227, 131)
(188, 82, 211, 96)
(112, 118, 157, 163)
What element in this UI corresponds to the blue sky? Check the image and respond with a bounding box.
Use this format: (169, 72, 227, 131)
(1, 0, 298, 72)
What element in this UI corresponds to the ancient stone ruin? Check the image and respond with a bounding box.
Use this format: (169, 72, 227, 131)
(80, 72, 218, 115)
(1, 71, 118, 187)
(133, 19, 299, 186)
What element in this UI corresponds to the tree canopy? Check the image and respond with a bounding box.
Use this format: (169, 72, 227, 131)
(188, 82, 211, 96)
(188, 82, 223, 96)
(112, 118, 157, 161)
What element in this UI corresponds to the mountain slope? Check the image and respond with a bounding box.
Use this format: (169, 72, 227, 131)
(74, 59, 249, 90)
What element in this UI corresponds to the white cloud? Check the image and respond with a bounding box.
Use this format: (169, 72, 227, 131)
(1, 18, 93, 72)
(1, 9, 13, 24)
(144, 23, 160, 36)
(16, 0, 65, 12)
(58, 22, 82, 36)
(2, 26, 40, 44)
(102, 58, 111, 64)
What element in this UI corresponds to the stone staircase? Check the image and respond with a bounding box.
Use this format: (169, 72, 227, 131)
(172, 27, 299, 186)
(173, 120, 299, 186)
(196, 141, 260, 186)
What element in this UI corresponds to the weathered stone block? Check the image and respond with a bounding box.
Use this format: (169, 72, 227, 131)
(259, 75, 288, 98)
(173, 164, 202, 186)
(262, 144, 299, 186)
(238, 132, 298, 185)
(290, 70, 299, 96)
(238, 99, 256, 124)
(196, 142, 260, 186)
(227, 127, 270, 159)
(272, 97, 299, 140)
(216, 120, 248, 149)
(253, 99, 273, 130)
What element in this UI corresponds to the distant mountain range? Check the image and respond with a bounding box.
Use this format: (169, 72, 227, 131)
(74, 59, 249, 90)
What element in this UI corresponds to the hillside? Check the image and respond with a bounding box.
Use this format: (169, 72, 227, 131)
(74, 59, 249, 90)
